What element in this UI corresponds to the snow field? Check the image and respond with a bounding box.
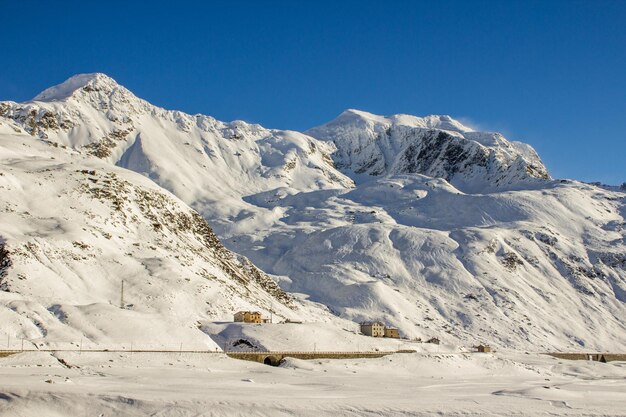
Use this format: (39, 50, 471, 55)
(0, 350, 624, 416)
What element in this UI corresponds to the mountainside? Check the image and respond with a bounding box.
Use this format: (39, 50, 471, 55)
(0, 126, 338, 349)
(1, 73, 625, 351)
(237, 175, 626, 350)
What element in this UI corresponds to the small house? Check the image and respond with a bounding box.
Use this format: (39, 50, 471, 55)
(234, 311, 263, 324)
(360, 321, 385, 337)
(384, 327, 400, 338)
(477, 344, 491, 353)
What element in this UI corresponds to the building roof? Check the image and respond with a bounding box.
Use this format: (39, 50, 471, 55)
(360, 321, 385, 326)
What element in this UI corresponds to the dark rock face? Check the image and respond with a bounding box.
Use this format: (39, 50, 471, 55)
(401, 131, 489, 181)
(0, 243, 11, 291)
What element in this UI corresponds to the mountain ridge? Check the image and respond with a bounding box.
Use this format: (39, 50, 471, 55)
(306, 107, 550, 192)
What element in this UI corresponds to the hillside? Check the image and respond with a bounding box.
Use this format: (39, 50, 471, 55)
(0, 126, 341, 350)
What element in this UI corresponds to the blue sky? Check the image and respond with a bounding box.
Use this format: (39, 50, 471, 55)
(1, 0, 624, 184)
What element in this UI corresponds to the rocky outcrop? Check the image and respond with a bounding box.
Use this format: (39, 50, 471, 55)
(307, 109, 550, 192)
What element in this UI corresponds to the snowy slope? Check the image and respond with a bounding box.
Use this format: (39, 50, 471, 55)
(1, 74, 625, 351)
(232, 175, 626, 350)
(0, 129, 344, 349)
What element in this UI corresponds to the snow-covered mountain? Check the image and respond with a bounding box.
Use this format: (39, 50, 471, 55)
(306, 109, 549, 192)
(0, 73, 351, 226)
(1, 73, 625, 351)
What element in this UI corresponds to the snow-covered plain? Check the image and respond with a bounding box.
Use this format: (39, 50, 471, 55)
(0, 350, 625, 417)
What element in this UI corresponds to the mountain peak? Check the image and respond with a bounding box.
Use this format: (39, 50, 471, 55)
(318, 109, 473, 134)
(33, 73, 122, 102)
(339, 108, 383, 119)
(307, 109, 549, 191)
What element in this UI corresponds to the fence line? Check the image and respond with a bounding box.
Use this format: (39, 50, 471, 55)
(0, 348, 406, 355)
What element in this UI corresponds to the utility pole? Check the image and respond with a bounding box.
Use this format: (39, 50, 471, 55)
(120, 280, 125, 309)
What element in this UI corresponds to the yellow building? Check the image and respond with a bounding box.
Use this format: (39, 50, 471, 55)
(360, 321, 385, 337)
(234, 311, 263, 324)
(384, 327, 400, 338)
(477, 344, 491, 353)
